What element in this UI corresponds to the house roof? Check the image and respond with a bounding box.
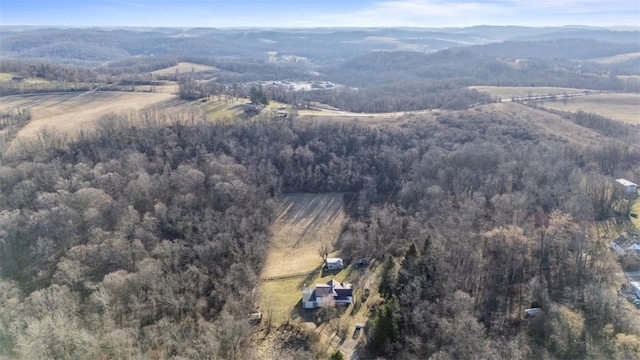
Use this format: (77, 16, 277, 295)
(305, 279, 353, 301)
(326, 257, 343, 264)
(616, 179, 638, 187)
(627, 243, 640, 251)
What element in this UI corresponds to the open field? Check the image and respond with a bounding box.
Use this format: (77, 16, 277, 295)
(0, 91, 189, 140)
(0, 73, 14, 82)
(150, 62, 217, 76)
(471, 86, 639, 124)
(470, 86, 590, 99)
(540, 93, 640, 124)
(475, 102, 604, 146)
(257, 193, 381, 358)
(590, 52, 640, 64)
(297, 108, 438, 126)
(261, 193, 346, 280)
(631, 197, 640, 231)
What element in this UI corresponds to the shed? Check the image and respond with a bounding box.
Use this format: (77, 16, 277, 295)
(248, 312, 262, 324)
(616, 179, 638, 193)
(524, 308, 542, 317)
(325, 258, 344, 270)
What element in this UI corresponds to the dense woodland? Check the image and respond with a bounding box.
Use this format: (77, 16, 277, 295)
(0, 104, 639, 358)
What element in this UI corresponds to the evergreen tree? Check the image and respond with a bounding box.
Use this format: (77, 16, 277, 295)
(249, 86, 269, 105)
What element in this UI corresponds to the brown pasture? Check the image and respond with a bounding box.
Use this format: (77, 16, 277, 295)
(150, 62, 217, 76)
(590, 52, 640, 64)
(470, 86, 589, 99)
(297, 108, 437, 126)
(258, 193, 346, 323)
(257, 192, 381, 358)
(0, 91, 192, 141)
(261, 193, 346, 279)
(477, 102, 604, 145)
(539, 93, 640, 124)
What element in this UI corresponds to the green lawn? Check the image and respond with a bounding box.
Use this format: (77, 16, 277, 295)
(631, 196, 640, 230)
(0, 73, 15, 82)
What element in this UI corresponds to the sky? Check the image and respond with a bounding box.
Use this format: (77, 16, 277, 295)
(1, 0, 638, 28)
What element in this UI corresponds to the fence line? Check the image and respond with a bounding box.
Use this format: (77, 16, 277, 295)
(261, 270, 319, 282)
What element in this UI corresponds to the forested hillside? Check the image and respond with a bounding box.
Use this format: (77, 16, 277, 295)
(1, 103, 639, 358)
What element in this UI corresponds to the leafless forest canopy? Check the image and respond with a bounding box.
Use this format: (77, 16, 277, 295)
(0, 25, 639, 359)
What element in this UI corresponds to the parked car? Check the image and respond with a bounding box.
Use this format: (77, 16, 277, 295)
(355, 258, 368, 267)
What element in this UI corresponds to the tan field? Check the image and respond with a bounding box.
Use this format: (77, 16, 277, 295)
(0, 91, 190, 140)
(259, 193, 346, 322)
(297, 108, 437, 126)
(261, 193, 346, 279)
(590, 52, 640, 64)
(470, 86, 589, 99)
(477, 102, 604, 145)
(151, 62, 217, 76)
(630, 198, 640, 231)
(256, 193, 378, 358)
(540, 93, 640, 124)
(471, 86, 639, 125)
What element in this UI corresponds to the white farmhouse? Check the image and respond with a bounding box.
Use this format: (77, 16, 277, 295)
(302, 279, 353, 309)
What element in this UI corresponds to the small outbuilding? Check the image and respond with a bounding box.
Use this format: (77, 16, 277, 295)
(248, 312, 262, 324)
(325, 258, 344, 270)
(616, 179, 638, 194)
(524, 308, 542, 317)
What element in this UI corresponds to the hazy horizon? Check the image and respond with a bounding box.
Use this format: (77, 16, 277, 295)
(1, 0, 639, 29)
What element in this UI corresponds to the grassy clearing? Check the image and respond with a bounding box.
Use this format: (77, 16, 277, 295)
(150, 62, 217, 76)
(590, 52, 640, 64)
(631, 197, 640, 231)
(0, 73, 14, 81)
(470, 86, 589, 99)
(0, 73, 52, 85)
(539, 93, 640, 124)
(477, 102, 603, 146)
(261, 193, 345, 279)
(0, 91, 189, 142)
(257, 192, 381, 358)
(297, 109, 433, 127)
(258, 193, 346, 324)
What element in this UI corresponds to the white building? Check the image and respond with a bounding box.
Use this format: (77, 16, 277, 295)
(325, 258, 344, 270)
(302, 279, 353, 309)
(616, 179, 638, 193)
